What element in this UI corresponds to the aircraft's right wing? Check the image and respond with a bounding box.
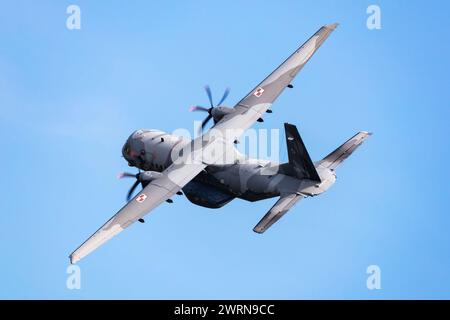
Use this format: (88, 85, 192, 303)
(253, 193, 304, 233)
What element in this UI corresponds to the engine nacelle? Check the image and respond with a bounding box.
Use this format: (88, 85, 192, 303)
(136, 170, 164, 189)
(138, 171, 163, 182)
(211, 106, 234, 122)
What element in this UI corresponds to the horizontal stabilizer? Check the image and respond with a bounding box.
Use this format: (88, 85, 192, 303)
(319, 131, 372, 170)
(253, 193, 304, 233)
(284, 123, 321, 182)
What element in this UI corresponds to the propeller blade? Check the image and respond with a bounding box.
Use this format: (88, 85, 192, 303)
(217, 87, 230, 106)
(117, 172, 136, 179)
(197, 113, 213, 136)
(201, 114, 213, 130)
(204, 85, 214, 107)
(189, 105, 210, 112)
(126, 179, 141, 202)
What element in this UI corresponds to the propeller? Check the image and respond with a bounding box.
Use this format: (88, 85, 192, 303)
(189, 85, 230, 133)
(118, 171, 142, 201)
(118, 171, 179, 202)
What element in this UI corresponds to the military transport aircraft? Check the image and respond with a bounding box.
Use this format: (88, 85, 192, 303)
(70, 23, 371, 263)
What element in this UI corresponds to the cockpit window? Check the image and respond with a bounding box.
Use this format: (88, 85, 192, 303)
(124, 144, 130, 156)
(133, 129, 148, 137)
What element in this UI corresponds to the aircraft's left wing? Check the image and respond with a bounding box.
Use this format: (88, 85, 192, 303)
(213, 23, 338, 141)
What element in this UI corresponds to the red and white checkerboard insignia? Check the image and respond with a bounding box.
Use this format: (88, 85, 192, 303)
(253, 87, 265, 98)
(136, 194, 147, 203)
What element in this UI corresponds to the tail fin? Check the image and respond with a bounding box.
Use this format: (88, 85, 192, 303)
(282, 123, 321, 182)
(319, 131, 372, 170)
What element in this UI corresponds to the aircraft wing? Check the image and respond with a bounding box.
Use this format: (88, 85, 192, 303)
(70, 98, 271, 263)
(213, 23, 338, 140)
(70, 162, 205, 264)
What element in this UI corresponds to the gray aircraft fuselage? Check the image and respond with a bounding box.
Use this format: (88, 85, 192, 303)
(122, 128, 336, 209)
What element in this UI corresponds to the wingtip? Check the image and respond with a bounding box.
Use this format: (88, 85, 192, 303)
(69, 253, 79, 265)
(253, 226, 265, 234)
(325, 22, 339, 30)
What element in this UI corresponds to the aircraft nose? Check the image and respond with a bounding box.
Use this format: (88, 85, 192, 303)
(122, 131, 147, 167)
(122, 141, 131, 159)
(122, 141, 133, 165)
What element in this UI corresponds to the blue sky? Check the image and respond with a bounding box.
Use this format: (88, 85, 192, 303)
(1, 0, 449, 299)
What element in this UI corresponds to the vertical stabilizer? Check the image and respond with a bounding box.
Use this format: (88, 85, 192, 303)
(283, 123, 321, 182)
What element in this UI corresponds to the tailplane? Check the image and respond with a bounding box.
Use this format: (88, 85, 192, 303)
(318, 131, 372, 170)
(254, 129, 371, 234)
(253, 193, 304, 233)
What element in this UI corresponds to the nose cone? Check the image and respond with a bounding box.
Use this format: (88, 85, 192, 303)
(122, 130, 147, 166)
(122, 141, 131, 161)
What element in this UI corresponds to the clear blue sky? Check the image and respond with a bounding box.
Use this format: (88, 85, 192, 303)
(1, 0, 449, 299)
